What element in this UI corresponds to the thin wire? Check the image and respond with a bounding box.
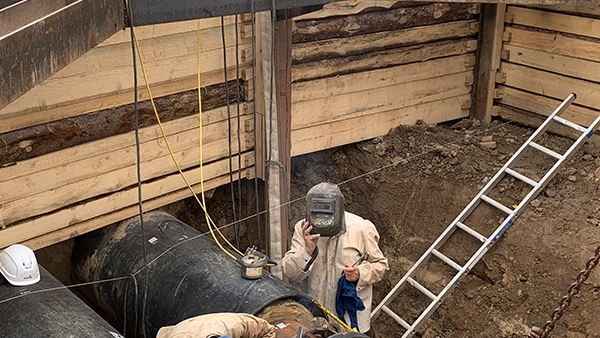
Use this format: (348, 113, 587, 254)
(0, 120, 515, 306)
(235, 14, 243, 248)
(0, 276, 132, 305)
(221, 17, 239, 243)
(250, 0, 263, 250)
(125, 1, 149, 336)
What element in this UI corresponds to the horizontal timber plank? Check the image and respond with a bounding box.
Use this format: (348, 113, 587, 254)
(507, 6, 600, 39)
(292, 54, 475, 103)
(0, 103, 250, 182)
(292, 71, 472, 129)
(294, 0, 404, 20)
(503, 44, 600, 83)
(98, 16, 237, 47)
(62, 23, 246, 78)
(505, 26, 600, 63)
(19, 169, 252, 251)
(1, 43, 251, 113)
(0, 115, 253, 204)
(292, 2, 475, 43)
(0, 152, 254, 248)
(0, 131, 254, 227)
(292, 19, 476, 63)
(501, 62, 600, 110)
(291, 95, 470, 156)
(292, 39, 476, 82)
(497, 86, 600, 127)
(525, 4, 600, 17)
(0, 66, 249, 134)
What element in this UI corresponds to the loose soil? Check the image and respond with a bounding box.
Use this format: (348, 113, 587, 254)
(287, 119, 600, 338)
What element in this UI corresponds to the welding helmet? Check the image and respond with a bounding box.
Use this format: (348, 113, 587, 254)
(0, 244, 40, 286)
(306, 182, 344, 237)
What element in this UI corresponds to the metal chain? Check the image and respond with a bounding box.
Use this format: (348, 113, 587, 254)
(529, 242, 600, 338)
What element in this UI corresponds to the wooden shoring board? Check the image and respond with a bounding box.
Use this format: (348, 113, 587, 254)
(0, 114, 254, 205)
(19, 168, 254, 251)
(292, 19, 477, 63)
(0, 151, 254, 248)
(0, 66, 250, 134)
(291, 94, 470, 156)
(292, 39, 476, 82)
(61, 23, 247, 78)
(0, 131, 254, 227)
(292, 71, 472, 130)
(497, 86, 600, 128)
(98, 16, 238, 47)
(0, 103, 250, 182)
(502, 44, 600, 83)
(292, 54, 475, 103)
(1, 42, 252, 114)
(524, 4, 600, 17)
(501, 62, 600, 110)
(504, 26, 600, 64)
(506, 6, 600, 39)
(293, 0, 403, 20)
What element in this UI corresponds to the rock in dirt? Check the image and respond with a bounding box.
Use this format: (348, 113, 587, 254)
(450, 119, 474, 130)
(583, 143, 600, 157)
(595, 166, 600, 179)
(582, 154, 594, 161)
(531, 199, 541, 207)
(568, 175, 578, 182)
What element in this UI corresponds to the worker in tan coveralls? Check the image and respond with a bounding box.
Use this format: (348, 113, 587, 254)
(282, 182, 389, 338)
(156, 313, 275, 338)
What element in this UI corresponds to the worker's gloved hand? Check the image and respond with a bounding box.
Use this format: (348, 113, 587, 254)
(301, 220, 320, 255)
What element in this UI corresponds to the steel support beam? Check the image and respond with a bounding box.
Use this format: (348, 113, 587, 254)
(128, 0, 335, 26)
(0, 0, 123, 110)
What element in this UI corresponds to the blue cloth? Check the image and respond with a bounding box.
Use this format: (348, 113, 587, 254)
(335, 275, 365, 331)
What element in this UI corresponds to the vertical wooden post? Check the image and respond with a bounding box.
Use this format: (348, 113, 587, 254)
(276, 11, 293, 262)
(471, 4, 506, 124)
(257, 10, 292, 279)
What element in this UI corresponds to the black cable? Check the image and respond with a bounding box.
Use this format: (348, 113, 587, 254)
(127, 4, 149, 336)
(221, 17, 239, 247)
(250, 0, 263, 250)
(282, 10, 292, 251)
(235, 14, 243, 248)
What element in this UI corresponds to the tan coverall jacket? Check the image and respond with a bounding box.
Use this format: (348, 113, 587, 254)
(282, 212, 389, 333)
(156, 313, 276, 338)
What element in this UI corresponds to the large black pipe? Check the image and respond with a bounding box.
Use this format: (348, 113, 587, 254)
(72, 211, 316, 338)
(0, 265, 123, 338)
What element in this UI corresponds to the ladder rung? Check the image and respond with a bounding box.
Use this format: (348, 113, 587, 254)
(529, 141, 563, 160)
(480, 195, 513, 215)
(456, 221, 487, 243)
(382, 305, 411, 330)
(553, 116, 588, 133)
(504, 168, 538, 187)
(432, 249, 463, 271)
(407, 277, 437, 300)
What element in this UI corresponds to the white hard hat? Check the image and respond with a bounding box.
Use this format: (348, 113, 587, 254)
(0, 244, 40, 286)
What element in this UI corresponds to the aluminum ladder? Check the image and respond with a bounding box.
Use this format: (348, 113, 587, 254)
(371, 93, 600, 337)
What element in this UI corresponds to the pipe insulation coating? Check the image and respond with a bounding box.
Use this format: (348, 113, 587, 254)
(71, 211, 316, 338)
(0, 266, 122, 338)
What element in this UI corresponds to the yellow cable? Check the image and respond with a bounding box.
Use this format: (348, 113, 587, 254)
(127, 0, 239, 260)
(312, 300, 355, 332)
